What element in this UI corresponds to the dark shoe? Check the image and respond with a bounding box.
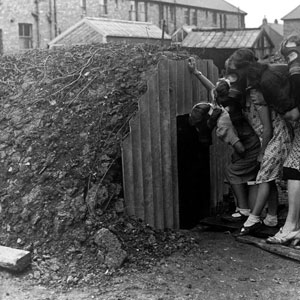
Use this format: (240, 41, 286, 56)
(235, 222, 262, 236)
(221, 211, 248, 223)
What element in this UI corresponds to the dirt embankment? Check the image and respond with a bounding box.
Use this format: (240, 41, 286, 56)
(0, 43, 197, 287)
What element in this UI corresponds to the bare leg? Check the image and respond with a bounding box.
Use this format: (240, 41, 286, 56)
(283, 179, 300, 231)
(251, 180, 277, 216)
(231, 183, 249, 209)
(267, 179, 300, 244)
(248, 184, 258, 211)
(267, 181, 278, 216)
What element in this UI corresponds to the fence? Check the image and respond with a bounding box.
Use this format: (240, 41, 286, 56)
(121, 57, 230, 229)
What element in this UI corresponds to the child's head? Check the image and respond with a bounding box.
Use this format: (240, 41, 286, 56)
(189, 102, 222, 132)
(189, 103, 213, 126)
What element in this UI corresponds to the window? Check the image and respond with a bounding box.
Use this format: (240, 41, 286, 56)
(99, 0, 108, 15)
(192, 10, 197, 26)
(138, 2, 146, 21)
(224, 14, 227, 29)
(19, 23, 33, 49)
(80, 0, 86, 9)
(184, 9, 190, 25)
(170, 5, 175, 22)
(159, 3, 164, 21)
(80, 0, 87, 16)
(213, 12, 217, 25)
(129, 0, 136, 21)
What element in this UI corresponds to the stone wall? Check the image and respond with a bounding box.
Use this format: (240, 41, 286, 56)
(283, 20, 300, 37)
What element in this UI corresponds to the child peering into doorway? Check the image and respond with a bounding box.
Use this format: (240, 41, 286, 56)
(187, 57, 260, 220)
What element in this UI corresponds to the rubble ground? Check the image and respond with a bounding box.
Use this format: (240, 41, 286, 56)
(1, 230, 300, 299)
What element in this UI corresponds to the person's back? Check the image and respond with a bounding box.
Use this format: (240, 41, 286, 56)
(259, 63, 298, 116)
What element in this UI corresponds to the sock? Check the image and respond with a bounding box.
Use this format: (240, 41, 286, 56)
(263, 214, 278, 227)
(244, 214, 261, 227)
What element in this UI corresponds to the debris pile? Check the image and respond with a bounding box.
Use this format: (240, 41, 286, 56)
(0, 42, 196, 287)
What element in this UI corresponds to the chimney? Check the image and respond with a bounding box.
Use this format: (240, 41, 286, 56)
(262, 16, 267, 25)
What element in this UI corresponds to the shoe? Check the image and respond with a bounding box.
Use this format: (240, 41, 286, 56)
(221, 211, 248, 223)
(266, 228, 300, 245)
(235, 222, 262, 236)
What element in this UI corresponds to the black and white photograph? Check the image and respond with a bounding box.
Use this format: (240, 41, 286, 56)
(0, 0, 300, 299)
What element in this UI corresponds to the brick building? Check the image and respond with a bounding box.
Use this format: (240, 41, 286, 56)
(0, 0, 246, 54)
(282, 4, 300, 37)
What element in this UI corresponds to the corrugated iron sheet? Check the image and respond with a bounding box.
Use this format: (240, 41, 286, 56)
(85, 18, 170, 39)
(58, 22, 103, 45)
(122, 58, 229, 229)
(182, 29, 262, 49)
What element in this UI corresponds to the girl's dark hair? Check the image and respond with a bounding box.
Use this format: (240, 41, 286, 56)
(228, 48, 258, 69)
(247, 62, 268, 88)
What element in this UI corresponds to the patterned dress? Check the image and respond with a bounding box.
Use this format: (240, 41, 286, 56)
(283, 121, 300, 172)
(244, 89, 292, 184)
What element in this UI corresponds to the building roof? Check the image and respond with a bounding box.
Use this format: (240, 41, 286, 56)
(48, 17, 171, 47)
(260, 19, 283, 36)
(282, 5, 300, 20)
(181, 28, 271, 49)
(156, 0, 246, 14)
(266, 23, 283, 36)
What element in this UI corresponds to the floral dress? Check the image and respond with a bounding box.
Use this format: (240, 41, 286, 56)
(283, 121, 300, 172)
(243, 89, 292, 184)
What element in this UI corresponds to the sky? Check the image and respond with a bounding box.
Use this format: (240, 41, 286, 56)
(225, 0, 300, 27)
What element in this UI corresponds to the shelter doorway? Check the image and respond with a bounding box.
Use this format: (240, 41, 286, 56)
(122, 57, 227, 230)
(177, 114, 211, 229)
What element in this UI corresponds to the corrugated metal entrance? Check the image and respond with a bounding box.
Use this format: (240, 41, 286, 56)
(121, 57, 229, 229)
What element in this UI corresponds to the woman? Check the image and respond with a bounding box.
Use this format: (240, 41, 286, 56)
(224, 49, 292, 236)
(266, 34, 300, 244)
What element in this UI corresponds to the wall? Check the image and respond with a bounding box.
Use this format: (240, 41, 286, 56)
(283, 20, 300, 37)
(146, 2, 243, 34)
(0, 1, 36, 53)
(0, 0, 244, 53)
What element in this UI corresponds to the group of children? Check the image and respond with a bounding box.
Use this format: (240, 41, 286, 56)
(188, 35, 300, 244)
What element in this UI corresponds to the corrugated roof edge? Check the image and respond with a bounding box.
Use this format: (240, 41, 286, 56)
(48, 17, 171, 46)
(84, 17, 171, 39)
(84, 17, 154, 26)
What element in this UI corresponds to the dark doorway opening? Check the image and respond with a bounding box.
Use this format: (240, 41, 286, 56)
(177, 114, 211, 229)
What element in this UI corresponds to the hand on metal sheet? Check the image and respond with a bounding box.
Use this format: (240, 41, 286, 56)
(188, 57, 197, 74)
